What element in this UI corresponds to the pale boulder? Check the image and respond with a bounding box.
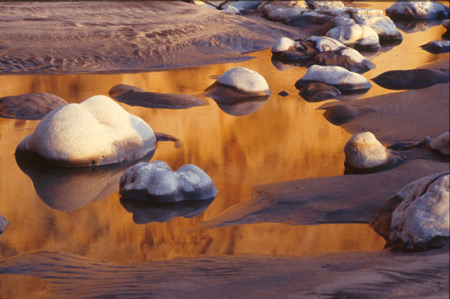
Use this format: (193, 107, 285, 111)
(344, 132, 405, 173)
(426, 132, 449, 156)
(119, 161, 218, 202)
(351, 8, 403, 42)
(305, 36, 345, 52)
(390, 172, 449, 251)
(272, 37, 296, 53)
(15, 95, 157, 167)
(216, 67, 270, 96)
(386, 1, 449, 20)
(326, 24, 380, 50)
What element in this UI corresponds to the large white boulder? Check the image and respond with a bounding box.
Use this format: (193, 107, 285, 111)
(295, 65, 372, 92)
(344, 132, 405, 173)
(351, 8, 403, 42)
(119, 161, 218, 202)
(16, 95, 157, 167)
(216, 67, 270, 96)
(390, 172, 449, 251)
(386, 1, 450, 20)
(272, 37, 296, 53)
(326, 24, 380, 50)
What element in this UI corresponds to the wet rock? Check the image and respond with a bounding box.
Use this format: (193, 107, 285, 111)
(15, 95, 157, 167)
(271, 37, 296, 53)
(299, 82, 341, 102)
(350, 8, 403, 43)
(326, 23, 380, 51)
(444, 19, 450, 30)
(386, 1, 450, 20)
(323, 104, 376, 125)
(295, 65, 372, 92)
(0, 214, 8, 235)
(372, 68, 450, 90)
(119, 161, 218, 202)
(314, 47, 375, 73)
(120, 198, 214, 224)
(215, 67, 270, 96)
(109, 84, 208, 109)
(426, 132, 450, 156)
(0, 92, 68, 120)
(382, 172, 449, 251)
(344, 132, 406, 174)
(421, 40, 450, 54)
(278, 91, 289, 97)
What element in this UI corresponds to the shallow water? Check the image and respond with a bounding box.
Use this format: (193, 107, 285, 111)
(0, 1, 448, 268)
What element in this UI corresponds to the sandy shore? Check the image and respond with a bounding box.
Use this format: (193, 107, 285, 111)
(0, 1, 449, 298)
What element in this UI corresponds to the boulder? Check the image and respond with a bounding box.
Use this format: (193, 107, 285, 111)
(271, 37, 296, 53)
(258, 1, 309, 22)
(426, 132, 450, 156)
(314, 47, 375, 73)
(305, 35, 345, 52)
(215, 67, 270, 96)
(0, 92, 68, 120)
(326, 24, 380, 51)
(421, 40, 450, 54)
(0, 214, 8, 235)
(119, 161, 218, 202)
(388, 172, 449, 251)
(350, 8, 403, 43)
(15, 95, 157, 167)
(372, 68, 450, 90)
(295, 65, 372, 92)
(386, 1, 450, 20)
(344, 132, 406, 174)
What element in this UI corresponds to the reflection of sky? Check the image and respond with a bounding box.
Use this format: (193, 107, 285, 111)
(0, 13, 447, 262)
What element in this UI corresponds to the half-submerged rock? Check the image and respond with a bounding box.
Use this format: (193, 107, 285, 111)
(344, 132, 406, 174)
(0, 214, 8, 235)
(0, 92, 68, 120)
(15, 95, 157, 167)
(386, 1, 450, 20)
(205, 67, 270, 116)
(372, 68, 450, 90)
(295, 65, 372, 92)
(371, 172, 449, 251)
(326, 23, 380, 51)
(421, 40, 450, 54)
(119, 161, 218, 202)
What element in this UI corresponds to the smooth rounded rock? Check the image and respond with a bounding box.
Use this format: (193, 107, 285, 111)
(344, 132, 406, 173)
(119, 161, 218, 202)
(426, 132, 449, 156)
(389, 172, 449, 251)
(326, 24, 380, 51)
(272, 37, 296, 53)
(386, 1, 450, 20)
(372, 68, 450, 90)
(314, 47, 375, 73)
(421, 40, 450, 54)
(350, 8, 403, 43)
(295, 65, 372, 92)
(216, 67, 270, 96)
(15, 95, 157, 167)
(305, 36, 346, 52)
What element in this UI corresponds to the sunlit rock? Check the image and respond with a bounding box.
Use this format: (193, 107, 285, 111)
(326, 24, 380, 51)
(299, 82, 341, 102)
(258, 1, 309, 22)
(314, 47, 375, 73)
(272, 37, 296, 53)
(120, 198, 214, 224)
(15, 95, 157, 167)
(119, 161, 218, 202)
(222, 1, 261, 13)
(426, 132, 450, 156)
(386, 1, 450, 20)
(350, 8, 403, 43)
(295, 65, 372, 92)
(215, 67, 270, 96)
(344, 132, 405, 174)
(109, 84, 208, 109)
(372, 68, 450, 90)
(389, 172, 449, 251)
(305, 36, 345, 52)
(306, 0, 345, 9)
(421, 40, 450, 54)
(0, 214, 8, 235)
(0, 92, 67, 120)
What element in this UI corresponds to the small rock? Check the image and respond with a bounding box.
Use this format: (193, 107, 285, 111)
(119, 161, 218, 202)
(388, 172, 449, 251)
(0, 214, 8, 235)
(216, 67, 270, 96)
(278, 91, 289, 97)
(295, 65, 372, 92)
(344, 132, 406, 174)
(386, 1, 450, 20)
(372, 68, 450, 90)
(426, 132, 450, 156)
(258, 1, 309, 22)
(421, 40, 450, 54)
(299, 82, 341, 102)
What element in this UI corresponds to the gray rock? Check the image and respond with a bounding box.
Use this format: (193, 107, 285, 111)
(386, 1, 450, 20)
(120, 161, 218, 202)
(350, 8, 403, 43)
(426, 132, 449, 156)
(389, 172, 449, 251)
(421, 40, 450, 54)
(326, 23, 380, 51)
(0, 214, 8, 235)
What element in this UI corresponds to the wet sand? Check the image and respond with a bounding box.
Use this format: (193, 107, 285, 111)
(0, 1, 449, 298)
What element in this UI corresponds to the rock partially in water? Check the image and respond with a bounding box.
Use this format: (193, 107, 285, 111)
(326, 23, 380, 51)
(258, 1, 309, 22)
(372, 68, 450, 90)
(215, 67, 270, 96)
(426, 132, 450, 156)
(271, 37, 296, 53)
(0, 92, 68, 120)
(120, 197, 214, 224)
(295, 65, 372, 92)
(119, 161, 218, 202)
(386, 1, 450, 20)
(15, 95, 157, 167)
(299, 82, 341, 102)
(350, 8, 403, 43)
(421, 40, 450, 54)
(344, 132, 406, 174)
(109, 84, 208, 109)
(0, 214, 8, 235)
(314, 47, 375, 73)
(323, 104, 376, 125)
(386, 172, 449, 251)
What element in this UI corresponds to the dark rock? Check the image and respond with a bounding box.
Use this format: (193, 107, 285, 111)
(0, 214, 8, 235)
(314, 51, 375, 73)
(421, 40, 450, 54)
(278, 91, 289, 97)
(299, 82, 341, 102)
(372, 68, 450, 90)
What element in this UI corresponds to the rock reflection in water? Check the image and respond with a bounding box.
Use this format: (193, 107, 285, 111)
(15, 153, 153, 212)
(205, 82, 270, 116)
(120, 198, 214, 224)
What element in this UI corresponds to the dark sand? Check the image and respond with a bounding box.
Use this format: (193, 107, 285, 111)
(0, 1, 448, 298)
